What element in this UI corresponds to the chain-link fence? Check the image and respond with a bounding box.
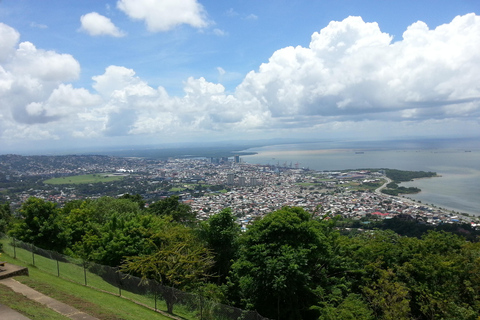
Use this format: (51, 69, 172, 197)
(0, 234, 270, 320)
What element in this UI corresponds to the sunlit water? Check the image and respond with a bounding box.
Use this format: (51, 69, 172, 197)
(241, 140, 480, 216)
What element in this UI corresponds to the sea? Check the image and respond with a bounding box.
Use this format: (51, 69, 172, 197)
(240, 138, 480, 216)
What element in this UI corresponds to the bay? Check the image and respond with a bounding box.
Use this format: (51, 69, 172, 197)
(241, 139, 480, 216)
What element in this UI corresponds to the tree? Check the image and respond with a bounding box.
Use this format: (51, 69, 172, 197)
(396, 231, 479, 319)
(10, 197, 67, 252)
(148, 195, 196, 224)
(348, 230, 480, 319)
(64, 197, 153, 265)
(199, 208, 241, 284)
(228, 207, 337, 320)
(120, 221, 213, 314)
(0, 202, 12, 234)
(363, 266, 410, 320)
(119, 193, 146, 209)
(315, 294, 374, 320)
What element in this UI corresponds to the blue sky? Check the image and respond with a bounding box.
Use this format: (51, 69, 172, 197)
(0, 0, 479, 153)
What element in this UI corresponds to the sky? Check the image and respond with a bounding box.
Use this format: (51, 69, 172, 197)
(0, 0, 479, 154)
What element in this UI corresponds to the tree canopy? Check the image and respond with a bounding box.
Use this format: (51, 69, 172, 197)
(228, 207, 338, 320)
(199, 208, 240, 284)
(148, 195, 196, 224)
(5, 196, 480, 319)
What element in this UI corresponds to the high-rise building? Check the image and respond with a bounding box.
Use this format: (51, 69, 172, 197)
(234, 155, 240, 163)
(227, 173, 235, 185)
(238, 176, 246, 186)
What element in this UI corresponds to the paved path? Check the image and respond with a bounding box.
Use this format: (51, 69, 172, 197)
(0, 278, 99, 320)
(0, 303, 31, 320)
(375, 176, 392, 194)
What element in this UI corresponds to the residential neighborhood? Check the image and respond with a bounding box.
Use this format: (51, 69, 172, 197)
(1, 154, 477, 228)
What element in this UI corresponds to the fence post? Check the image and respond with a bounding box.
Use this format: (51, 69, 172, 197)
(13, 237, 16, 259)
(83, 261, 87, 286)
(31, 244, 35, 266)
(57, 259, 60, 277)
(116, 267, 122, 296)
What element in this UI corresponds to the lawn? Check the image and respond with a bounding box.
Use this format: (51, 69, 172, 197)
(44, 174, 124, 185)
(170, 187, 186, 192)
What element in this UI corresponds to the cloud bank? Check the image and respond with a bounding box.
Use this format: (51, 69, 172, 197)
(1, 14, 479, 148)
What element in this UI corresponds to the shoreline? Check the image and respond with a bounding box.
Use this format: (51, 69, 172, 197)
(376, 181, 463, 218)
(242, 146, 479, 217)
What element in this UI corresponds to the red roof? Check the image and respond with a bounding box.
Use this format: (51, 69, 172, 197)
(371, 211, 389, 216)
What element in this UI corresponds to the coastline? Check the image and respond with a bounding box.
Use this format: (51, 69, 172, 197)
(376, 176, 464, 218)
(241, 144, 480, 217)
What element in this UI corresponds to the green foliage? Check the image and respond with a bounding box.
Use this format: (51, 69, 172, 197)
(6, 196, 480, 320)
(44, 173, 124, 185)
(121, 221, 213, 288)
(396, 231, 479, 319)
(119, 193, 146, 209)
(0, 202, 12, 234)
(386, 182, 398, 188)
(10, 197, 67, 252)
(199, 208, 241, 284)
(63, 197, 159, 265)
(315, 294, 374, 320)
(385, 169, 437, 182)
(228, 207, 338, 320)
(363, 267, 410, 319)
(347, 230, 480, 320)
(120, 222, 214, 313)
(148, 195, 196, 224)
(381, 186, 420, 196)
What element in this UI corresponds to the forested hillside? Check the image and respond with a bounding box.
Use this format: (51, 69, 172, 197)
(1, 196, 479, 319)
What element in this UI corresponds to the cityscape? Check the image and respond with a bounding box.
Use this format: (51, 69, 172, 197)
(1, 154, 477, 229)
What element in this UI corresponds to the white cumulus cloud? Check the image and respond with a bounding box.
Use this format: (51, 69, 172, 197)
(235, 14, 480, 127)
(0, 23, 101, 142)
(117, 0, 210, 32)
(80, 12, 125, 37)
(11, 42, 80, 82)
(0, 23, 20, 62)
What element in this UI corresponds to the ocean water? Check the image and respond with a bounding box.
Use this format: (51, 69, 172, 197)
(241, 139, 480, 216)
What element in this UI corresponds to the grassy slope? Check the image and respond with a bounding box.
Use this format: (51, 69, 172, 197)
(1, 239, 200, 319)
(0, 253, 175, 320)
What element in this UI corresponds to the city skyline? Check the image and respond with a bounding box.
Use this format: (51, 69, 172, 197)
(1, 0, 479, 154)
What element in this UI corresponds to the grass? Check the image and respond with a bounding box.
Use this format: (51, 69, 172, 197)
(0, 239, 199, 320)
(44, 174, 124, 185)
(296, 182, 317, 187)
(0, 283, 70, 320)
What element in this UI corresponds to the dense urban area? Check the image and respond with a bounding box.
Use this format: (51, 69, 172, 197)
(0, 154, 477, 227)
